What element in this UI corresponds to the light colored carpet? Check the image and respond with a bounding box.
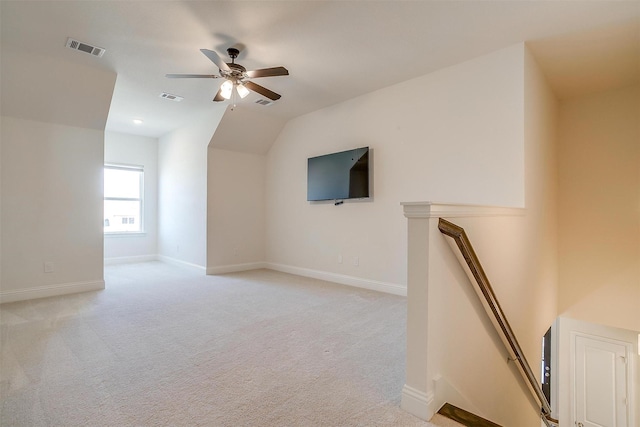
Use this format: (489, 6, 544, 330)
(1, 262, 435, 426)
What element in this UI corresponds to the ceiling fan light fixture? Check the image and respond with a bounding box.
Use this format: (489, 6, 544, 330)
(220, 80, 233, 99)
(168, 47, 288, 105)
(236, 83, 250, 99)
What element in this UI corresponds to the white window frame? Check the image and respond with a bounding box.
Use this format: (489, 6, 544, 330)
(104, 163, 144, 235)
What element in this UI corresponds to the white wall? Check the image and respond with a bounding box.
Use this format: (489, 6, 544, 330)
(205, 106, 285, 273)
(208, 106, 287, 155)
(401, 46, 559, 426)
(0, 114, 2, 291)
(557, 84, 640, 332)
(157, 110, 225, 269)
(0, 50, 115, 303)
(0, 117, 107, 302)
(1, 50, 116, 132)
(207, 148, 266, 272)
(104, 131, 159, 262)
(265, 44, 525, 289)
(521, 46, 560, 360)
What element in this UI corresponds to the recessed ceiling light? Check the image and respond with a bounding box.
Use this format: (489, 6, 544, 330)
(133, 119, 143, 125)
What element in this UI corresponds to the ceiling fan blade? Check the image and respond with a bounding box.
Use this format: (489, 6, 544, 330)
(213, 88, 225, 102)
(244, 81, 281, 101)
(200, 49, 230, 72)
(246, 67, 289, 78)
(165, 74, 220, 78)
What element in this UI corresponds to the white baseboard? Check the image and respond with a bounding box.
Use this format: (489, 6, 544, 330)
(0, 280, 105, 304)
(106, 257, 405, 296)
(207, 262, 267, 275)
(205, 261, 406, 296)
(157, 255, 206, 272)
(401, 384, 434, 421)
(265, 263, 406, 296)
(104, 255, 158, 265)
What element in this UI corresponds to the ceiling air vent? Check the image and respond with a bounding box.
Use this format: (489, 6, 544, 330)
(159, 92, 184, 102)
(66, 38, 105, 57)
(255, 99, 273, 106)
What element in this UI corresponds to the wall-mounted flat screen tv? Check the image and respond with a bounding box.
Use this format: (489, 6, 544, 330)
(307, 147, 370, 202)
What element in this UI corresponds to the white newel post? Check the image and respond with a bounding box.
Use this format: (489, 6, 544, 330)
(400, 202, 438, 420)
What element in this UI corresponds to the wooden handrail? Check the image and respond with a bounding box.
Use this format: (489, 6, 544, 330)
(438, 218, 556, 426)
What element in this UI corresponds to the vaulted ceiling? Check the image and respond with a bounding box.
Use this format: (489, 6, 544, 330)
(1, 1, 638, 138)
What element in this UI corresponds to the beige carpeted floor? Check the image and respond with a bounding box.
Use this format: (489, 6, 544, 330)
(1, 262, 437, 426)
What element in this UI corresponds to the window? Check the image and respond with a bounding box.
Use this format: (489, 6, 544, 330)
(104, 164, 144, 233)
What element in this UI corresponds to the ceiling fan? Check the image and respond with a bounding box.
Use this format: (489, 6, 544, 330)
(166, 47, 289, 104)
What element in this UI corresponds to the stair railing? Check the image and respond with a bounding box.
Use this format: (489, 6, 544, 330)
(438, 218, 558, 427)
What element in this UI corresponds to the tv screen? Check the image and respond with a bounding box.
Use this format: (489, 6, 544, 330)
(307, 147, 370, 202)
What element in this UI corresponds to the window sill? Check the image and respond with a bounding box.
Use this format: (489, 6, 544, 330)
(105, 232, 147, 238)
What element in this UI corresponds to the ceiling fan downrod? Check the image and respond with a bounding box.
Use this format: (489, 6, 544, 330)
(227, 48, 240, 64)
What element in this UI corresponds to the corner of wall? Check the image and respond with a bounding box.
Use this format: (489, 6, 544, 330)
(522, 42, 560, 339)
(157, 109, 225, 268)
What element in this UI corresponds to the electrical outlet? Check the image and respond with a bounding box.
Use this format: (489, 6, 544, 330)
(353, 256, 359, 266)
(338, 254, 343, 264)
(44, 261, 55, 273)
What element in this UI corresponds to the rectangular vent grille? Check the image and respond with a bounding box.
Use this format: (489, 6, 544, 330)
(66, 38, 105, 57)
(255, 99, 273, 106)
(160, 92, 184, 102)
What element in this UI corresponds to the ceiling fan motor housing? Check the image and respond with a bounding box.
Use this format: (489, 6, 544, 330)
(222, 49, 246, 81)
(221, 63, 247, 82)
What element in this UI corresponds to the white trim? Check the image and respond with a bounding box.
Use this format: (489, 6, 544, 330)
(550, 318, 559, 420)
(401, 384, 434, 421)
(157, 255, 206, 272)
(266, 262, 406, 296)
(104, 255, 158, 265)
(401, 201, 525, 219)
(104, 232, 148, 238)
(104, 163, 143, 171)
(557, 316, 639, 427)
(206, 261, 406, 296)
(207, 262, 267, 275)
(568, 331, 636, 427)
(0, 280, 105, 304)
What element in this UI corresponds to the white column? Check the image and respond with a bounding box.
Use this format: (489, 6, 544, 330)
(401, 202, 438, 420)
